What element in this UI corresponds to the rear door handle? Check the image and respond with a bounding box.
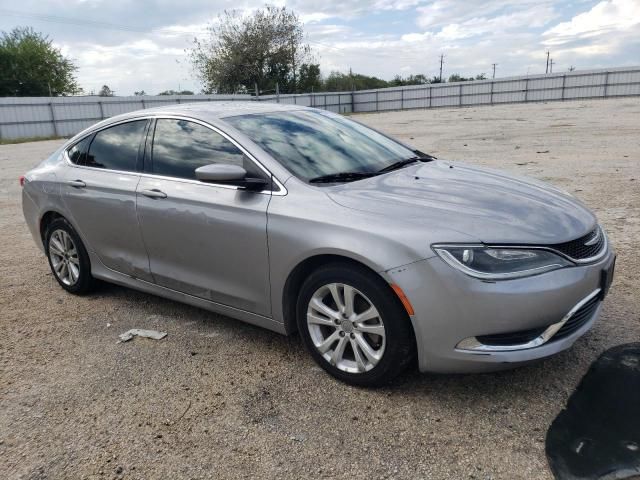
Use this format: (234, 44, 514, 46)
(140, 188, 167, 199)
(67, 179, 86, 188)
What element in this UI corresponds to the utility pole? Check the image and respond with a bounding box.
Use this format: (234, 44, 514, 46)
(492, 63, 498, 79)
(545, 50, 550, 74)
(549, 58, 555, 73)
(439, 54, 445, 82)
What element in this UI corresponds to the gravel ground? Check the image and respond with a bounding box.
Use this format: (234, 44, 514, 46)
(1, 98, 639, 480)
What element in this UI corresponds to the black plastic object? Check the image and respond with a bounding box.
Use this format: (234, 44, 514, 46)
(546, 343, 640, 479)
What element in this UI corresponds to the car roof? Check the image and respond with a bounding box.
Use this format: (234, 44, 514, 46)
(65, 101, 315, 147)
(109, 101, 307, 123)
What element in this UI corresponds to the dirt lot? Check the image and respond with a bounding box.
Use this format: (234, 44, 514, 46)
(1, 98, 639, 480)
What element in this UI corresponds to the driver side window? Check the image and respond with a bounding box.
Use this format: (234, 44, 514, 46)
(151, 119, 255, 180)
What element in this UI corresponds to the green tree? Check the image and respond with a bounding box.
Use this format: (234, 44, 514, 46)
(389, 73, 430, 87)
(158, 90, 194, 95)
(190, 6, 311, 94)
(447, 73, 487, 83)
(447, 73, 467, 82)
(406, 74, 430, 85)
(322, 71, 390, 91)
(297, 63, 321, 93)
(98, 85, 114, 96)
(0, 27, 80, 96)
(390, 74, 404, 87)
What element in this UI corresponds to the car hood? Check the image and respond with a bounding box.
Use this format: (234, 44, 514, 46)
(326, 160, 597, 245)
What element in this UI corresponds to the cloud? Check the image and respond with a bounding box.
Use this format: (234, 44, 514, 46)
(155, 23, 210, 39)
(401, 32, 433, 43)
(432, 5, 558, 41)
(415, 0, 556, 29)
(1, 0, 638, 94)
(543, 0, 640, 45)
(301, 12, 332, 23)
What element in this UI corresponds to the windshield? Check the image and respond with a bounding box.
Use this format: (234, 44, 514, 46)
(224, 110, 417, 182)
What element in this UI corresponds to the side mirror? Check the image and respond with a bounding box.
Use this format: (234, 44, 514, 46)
(195, 164, 268, 191)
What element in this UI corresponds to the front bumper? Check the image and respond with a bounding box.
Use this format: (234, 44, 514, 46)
(385, 246, 615, 373)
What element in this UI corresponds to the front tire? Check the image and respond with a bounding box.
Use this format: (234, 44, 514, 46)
(296, 263, 416, 387)
(45, 218, 95, 294)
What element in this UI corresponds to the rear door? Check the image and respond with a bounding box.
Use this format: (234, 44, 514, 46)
(61, 119, 153, 281)
(135, 118, 272, 316)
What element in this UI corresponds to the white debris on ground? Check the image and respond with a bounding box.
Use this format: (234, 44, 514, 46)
(118, 329, 168, 342)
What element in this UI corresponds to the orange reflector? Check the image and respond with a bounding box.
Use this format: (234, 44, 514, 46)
(391, 284, 415, 316)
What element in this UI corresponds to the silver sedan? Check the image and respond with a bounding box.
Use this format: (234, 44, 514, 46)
(21, 103, 615, 386)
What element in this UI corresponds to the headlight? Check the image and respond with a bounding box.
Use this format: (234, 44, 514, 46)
(433, 245, 573, 280)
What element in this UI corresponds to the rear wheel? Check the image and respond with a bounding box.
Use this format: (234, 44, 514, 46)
(45, 218, 95, 294)
(296, 263, 416, 387)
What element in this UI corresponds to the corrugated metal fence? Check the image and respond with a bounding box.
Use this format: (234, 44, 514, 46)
(0, 94, 251, 140)
(1, 66, 639, 141)
(258, 66, 640, 113)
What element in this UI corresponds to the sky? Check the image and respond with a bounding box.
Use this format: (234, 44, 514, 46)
(0, 0, 638, 95)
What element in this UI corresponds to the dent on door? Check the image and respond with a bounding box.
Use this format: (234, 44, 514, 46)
(61, 166, 153, 281)
(135, 177, 272, 316)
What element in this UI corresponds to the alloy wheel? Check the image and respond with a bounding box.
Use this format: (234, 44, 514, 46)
(306, 282, 386, 373)
(48, 229, 80, 286)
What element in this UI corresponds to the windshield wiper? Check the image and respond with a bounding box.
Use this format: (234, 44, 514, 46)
(413, 149, 437, 161)
(308, 171, 379, 184)
(377, 151, 437, 174)
(377, 156, 423, 174)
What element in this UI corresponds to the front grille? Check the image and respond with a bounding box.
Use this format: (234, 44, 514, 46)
(547, 226, 605, 261)
(477, 326, 547, 346)
(553, 295, 601, 340)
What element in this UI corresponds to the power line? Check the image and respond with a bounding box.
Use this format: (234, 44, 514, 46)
(0, 9, 148, 33)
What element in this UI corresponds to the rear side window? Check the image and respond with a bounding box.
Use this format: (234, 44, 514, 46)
(85, 120, 147, 171)
(67, 136, 91, 165)
(151, 119, 249, 180)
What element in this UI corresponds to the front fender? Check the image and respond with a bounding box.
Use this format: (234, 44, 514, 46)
(266, 183, 449, 324)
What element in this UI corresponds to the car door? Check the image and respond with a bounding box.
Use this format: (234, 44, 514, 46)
(135, 117, 272, 316)
(61, 119, 153, 281)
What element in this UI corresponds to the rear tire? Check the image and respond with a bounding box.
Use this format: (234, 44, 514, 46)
(45, 218, 95, 295)
(296, 262, 416, 387)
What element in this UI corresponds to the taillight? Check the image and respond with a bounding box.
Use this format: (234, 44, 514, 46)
(19, 175, 26, 187)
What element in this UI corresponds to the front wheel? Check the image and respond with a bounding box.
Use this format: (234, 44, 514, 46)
(296, 263, 416, 387)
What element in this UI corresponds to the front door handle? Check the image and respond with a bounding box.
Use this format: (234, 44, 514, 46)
(67, 179, 86, 188)
(140, 188, 167, 199)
